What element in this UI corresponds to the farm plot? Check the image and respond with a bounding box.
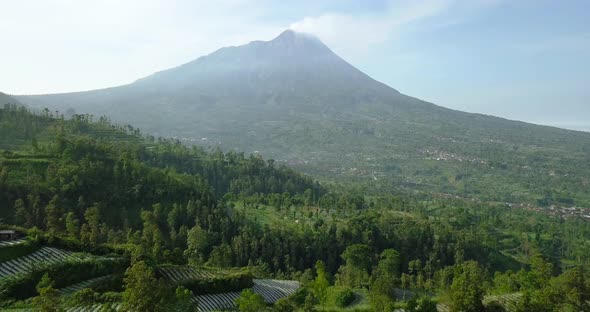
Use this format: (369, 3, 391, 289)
(65, 303, 121, 312)
(436, 292, 522, 312)
(0, 247, 89, 279)
(60, 275, 113, 295)
(157, 266, 221, 284)
(193, 279, 299, 312)
(484, 292, 522, 311)
(0, 238, 27, 248)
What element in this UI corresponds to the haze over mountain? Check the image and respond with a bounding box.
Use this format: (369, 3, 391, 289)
(0, 92, 22, 107)
(13, 30, 590, 206)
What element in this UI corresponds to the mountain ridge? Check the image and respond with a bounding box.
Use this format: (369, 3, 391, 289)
(11, 30, 590, 207)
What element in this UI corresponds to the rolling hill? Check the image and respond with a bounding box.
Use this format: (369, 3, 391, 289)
(12, 30, 590, 207)
(0, 93, 22, 107)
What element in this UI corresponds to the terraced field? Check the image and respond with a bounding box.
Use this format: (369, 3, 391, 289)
(65, 303, 122, 312)
(157, 266, 223, 284)
(0, 247, 87, 279)
(193, 279, 299, 312)
(59, 275, 113, 295)
(436, 292, 522, 312)
(0, 238, 27, 248)
(484, 293, 522, 311)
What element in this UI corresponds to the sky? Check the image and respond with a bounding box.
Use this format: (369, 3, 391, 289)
(1, 0, 589, 131)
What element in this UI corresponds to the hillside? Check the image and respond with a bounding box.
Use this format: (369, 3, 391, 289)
(1, 106, 588, 311)
(0, 104, 322, 228)
(0, 92, 23, 109)
(13, 30, 590, 208)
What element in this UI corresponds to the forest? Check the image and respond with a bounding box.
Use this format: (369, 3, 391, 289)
(0, 104, 589, 311)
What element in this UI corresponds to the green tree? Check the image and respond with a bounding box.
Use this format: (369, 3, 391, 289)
(334, 288, 356, 308)
(414, 297, 438, 312)
(174, 286, 197, 312)
(485, 301, 506, 312)
(45, 195, 62, 233)
(32, 273, 62, 312)
(336, 244, 372, 287)
(559, 266, 590, 312)
(449, 261, 485, 312)
(528, 254, 553, 290)
(235, 289, 266, 312)
(122, 261, 170, 312)
(311, 260, 330, 304)
(206, 243, 233, 267)
(273, 298, 295, 312)
(369, 249, 401, 312)
(81, 204, 101, 246)
(514, 291, 535, 312)
(70, 288, 98, 306)
(185, 225, 209, 266)
(65, 212, 80, 238)
(303, 293, 317, 312)
(14, 198, 30, 226)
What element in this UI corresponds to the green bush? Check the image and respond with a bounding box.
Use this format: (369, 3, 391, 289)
(93, 274, 124, 293)
(0, 258, 128, 300)
(334, 288, 355, 308)
(69, 288, 98, 306)
(180, 271, 254, 294)
(291, 287, 311, 306)
(0, 239, 40, 262)
(40, 235, 131, 256)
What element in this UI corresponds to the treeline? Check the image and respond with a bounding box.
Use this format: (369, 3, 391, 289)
(0, 105, 321, 232)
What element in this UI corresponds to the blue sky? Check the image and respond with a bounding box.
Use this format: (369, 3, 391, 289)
(1, 0, 589, 130)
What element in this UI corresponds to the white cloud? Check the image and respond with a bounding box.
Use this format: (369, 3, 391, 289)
(289, 0, 454, 59)
(0, 0, 507, 94)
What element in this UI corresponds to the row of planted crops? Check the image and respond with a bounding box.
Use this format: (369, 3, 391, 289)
(0, 236, 127, 301)
(0, 237, 299, 311)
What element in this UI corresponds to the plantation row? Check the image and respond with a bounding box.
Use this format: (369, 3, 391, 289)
(157, 266, 224, 284)
(0, 247, 84, 279)
(484, 292, 522, 311)
(65, 303, 122, 312)
(59, 275, 113, 295)
(0, 238, 27, 248)
(436, 293, 522, 312)
(192, 279, 299, 312)
(251, 279, 300, 303)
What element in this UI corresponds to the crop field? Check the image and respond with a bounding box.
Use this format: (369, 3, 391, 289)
(0, 247, 97, 279)
(436, 293, 522, 312)
(59, 275, 113, 295)
(65, 303, 122, 312)
(193, 279, 299, 312)
(157, 266, 225, 284)
(0, 238, 27, 248)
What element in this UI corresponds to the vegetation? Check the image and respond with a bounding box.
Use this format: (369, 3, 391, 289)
(0, 106, 588, 311)
(32, 274, 62, 312)
(235, 288, 267, 312)
(121, 261, 170, 312)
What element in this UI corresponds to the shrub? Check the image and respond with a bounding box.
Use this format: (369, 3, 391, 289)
(181, 271, 254, 294)
(0, 238, 40, 262)
(235, 288, 266, 312)
(70, 288, 98, 306)
(273, 298, 295, 312)
(40, 235, 131, 256)
(485, 300, 506, 312)
(291, 287, 311, 306)
(334, 288, 355, 308)
(0, 258, 127, 300)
